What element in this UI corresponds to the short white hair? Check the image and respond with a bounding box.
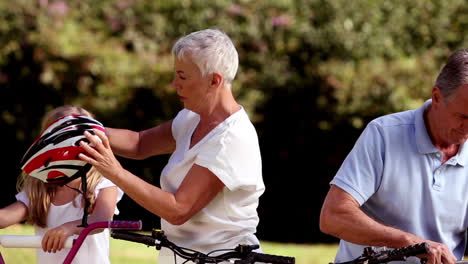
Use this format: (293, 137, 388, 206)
(172, 29, 239, 84)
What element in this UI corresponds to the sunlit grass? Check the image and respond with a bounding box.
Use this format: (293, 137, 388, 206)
(0, 224, 337, 264)
(1, 224, 466, 264)
(0, 224, 36, 263)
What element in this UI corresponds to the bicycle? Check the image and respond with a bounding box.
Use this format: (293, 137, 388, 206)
(110, 228, 295, 264)
(0, 220, 295, 264)
(329, 243, 468, 264)
(0, 220, 142, 264)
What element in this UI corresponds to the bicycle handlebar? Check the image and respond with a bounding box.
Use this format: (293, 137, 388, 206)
(235, 251, 296, 264)
(331, 243, 429, 264)
(0, 221, 142, 264)
(110, 230, 157, 247)
(0, 235, 73, 248)
(111, 229, 295, 264)
(330, 243, 467, 264)
(0, 221, 142, 250)
(64, 220, 142, 263)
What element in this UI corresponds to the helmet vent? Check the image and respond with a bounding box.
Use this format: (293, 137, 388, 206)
(44, 157, 52, 167)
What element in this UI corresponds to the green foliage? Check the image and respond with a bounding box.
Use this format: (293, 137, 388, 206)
(1, 0, 467, 128)
(1, 0, 468, 244)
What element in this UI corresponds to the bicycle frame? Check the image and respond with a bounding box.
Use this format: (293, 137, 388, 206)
(111, 229, 296, 264)
(0, 220, 142, 264)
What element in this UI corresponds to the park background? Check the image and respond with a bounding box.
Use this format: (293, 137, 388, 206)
(1, 0, 467, 262)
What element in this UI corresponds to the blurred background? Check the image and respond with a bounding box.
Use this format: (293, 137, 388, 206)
(1, 0, 467, 253)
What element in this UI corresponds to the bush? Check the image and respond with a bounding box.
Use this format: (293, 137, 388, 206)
(1, 0, 467, 242)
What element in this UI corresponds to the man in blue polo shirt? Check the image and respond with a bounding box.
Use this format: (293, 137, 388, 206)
(320, 49, 468, 264)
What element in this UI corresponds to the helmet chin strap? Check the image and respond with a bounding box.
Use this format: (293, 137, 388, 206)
(78, 171, 90, 227)
(62, 163, 92, 227)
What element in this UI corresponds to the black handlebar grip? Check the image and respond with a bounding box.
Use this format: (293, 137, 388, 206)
(111, 231, 157, 247)
(390, 242, 430, 258)
(254, 253, 295, 264)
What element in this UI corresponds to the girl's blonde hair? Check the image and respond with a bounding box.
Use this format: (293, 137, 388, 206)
(17, 105, 103, 228)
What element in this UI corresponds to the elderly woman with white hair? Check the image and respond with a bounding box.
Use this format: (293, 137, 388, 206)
(78, 28, 265, 263)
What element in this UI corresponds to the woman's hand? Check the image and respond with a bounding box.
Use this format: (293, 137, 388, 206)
(41, 222, 76, 253)
(78, 130, 124, 182)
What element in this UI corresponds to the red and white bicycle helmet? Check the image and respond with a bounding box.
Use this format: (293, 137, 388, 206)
(20, 115, 105, 185)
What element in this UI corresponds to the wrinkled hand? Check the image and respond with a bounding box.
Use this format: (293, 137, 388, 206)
(420, 240, 457, 264)
(78, 130, 124, 182)
(41, 222, 76, 253)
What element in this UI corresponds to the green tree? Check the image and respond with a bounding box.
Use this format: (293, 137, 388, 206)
(1, 0, 467, 242)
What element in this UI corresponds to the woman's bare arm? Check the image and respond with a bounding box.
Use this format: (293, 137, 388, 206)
(111, 164, 224, 225)
(106, 120, 175, 159)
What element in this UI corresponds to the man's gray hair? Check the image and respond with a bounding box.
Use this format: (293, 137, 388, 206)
(172, 29, 239, 84)
(435, 49, 468, 100)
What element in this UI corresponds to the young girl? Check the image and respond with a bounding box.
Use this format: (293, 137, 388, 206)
(0, 105, 123, 264)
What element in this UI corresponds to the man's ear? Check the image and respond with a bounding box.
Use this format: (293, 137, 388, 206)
(210, 72, 223, 88)
(432, 86, 443, 107)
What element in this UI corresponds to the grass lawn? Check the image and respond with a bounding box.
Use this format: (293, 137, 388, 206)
(0, 224, 337, 263)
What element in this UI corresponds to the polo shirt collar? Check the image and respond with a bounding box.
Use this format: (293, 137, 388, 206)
(415, 99, 438, 154)
(456, 141, 468, 166)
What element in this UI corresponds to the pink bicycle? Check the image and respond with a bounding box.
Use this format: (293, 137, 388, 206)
(0, 220, 142, 264)
(0, 220, 295, 264)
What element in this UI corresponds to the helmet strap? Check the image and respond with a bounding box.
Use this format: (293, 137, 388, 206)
(63, 163, 92, 227)
(78, 166, 91, 227)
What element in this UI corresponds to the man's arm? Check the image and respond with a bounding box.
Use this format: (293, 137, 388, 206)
(320, 185, 415, 247)
(106, 120, 175, 159)
(319, 185, 456, 264)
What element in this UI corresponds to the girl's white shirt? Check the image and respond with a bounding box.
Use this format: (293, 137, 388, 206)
(158, 107, 265, 264)
(16, 178, 123, 264)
